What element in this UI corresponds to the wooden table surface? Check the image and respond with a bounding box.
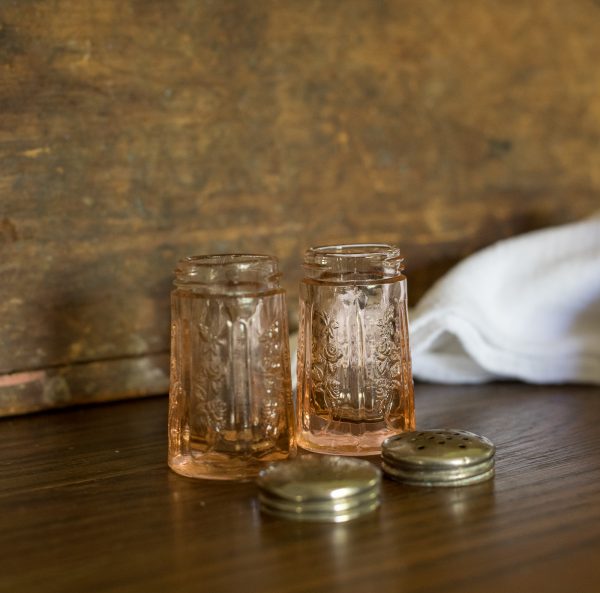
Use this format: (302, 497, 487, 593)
(1, 383, 599, 593)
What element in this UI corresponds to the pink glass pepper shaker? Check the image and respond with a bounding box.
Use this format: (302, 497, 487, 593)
(297, 244, 415, 456)
(168, 254, 295, 480)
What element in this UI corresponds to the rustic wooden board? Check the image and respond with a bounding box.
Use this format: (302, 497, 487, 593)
(1, 1, 599, 414)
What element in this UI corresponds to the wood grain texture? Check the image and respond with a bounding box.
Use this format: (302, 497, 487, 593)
(0, 353, 169, 416)
(1, 1, 600, 413)
(0, 383, 599, 593)
(0, 384, 600, 593)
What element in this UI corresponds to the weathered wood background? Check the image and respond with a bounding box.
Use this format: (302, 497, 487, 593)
(1, 1, 599, 415)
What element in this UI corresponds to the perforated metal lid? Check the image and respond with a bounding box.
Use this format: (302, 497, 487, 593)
(381, 429, 496, 487)
(257, 455, 381, 522)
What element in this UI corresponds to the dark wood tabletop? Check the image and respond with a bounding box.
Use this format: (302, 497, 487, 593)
(1, 382, 599, 593)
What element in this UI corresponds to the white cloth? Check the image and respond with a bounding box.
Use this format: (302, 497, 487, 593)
(410, 213, 600, 384)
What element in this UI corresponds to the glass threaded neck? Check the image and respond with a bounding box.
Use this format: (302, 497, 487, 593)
(174, 254, 281, 294)
(302, 244, 404, 283)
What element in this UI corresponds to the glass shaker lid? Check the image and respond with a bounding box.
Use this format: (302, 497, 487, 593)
(257, 455, 381, 522)
(381, 429, 496, 487)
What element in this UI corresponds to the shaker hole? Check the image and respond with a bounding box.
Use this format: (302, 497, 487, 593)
(438, 441, 446, 445)
(417, 446, 426, 450)
(459, 445, 466, 449)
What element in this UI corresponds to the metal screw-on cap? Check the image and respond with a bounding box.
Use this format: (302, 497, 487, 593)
(381, 429, 495, 487)
(257, 455, 381, 522)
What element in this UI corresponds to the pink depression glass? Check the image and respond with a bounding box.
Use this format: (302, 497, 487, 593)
(168, 254, 295, 480)
(297, 244, 415, 456)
